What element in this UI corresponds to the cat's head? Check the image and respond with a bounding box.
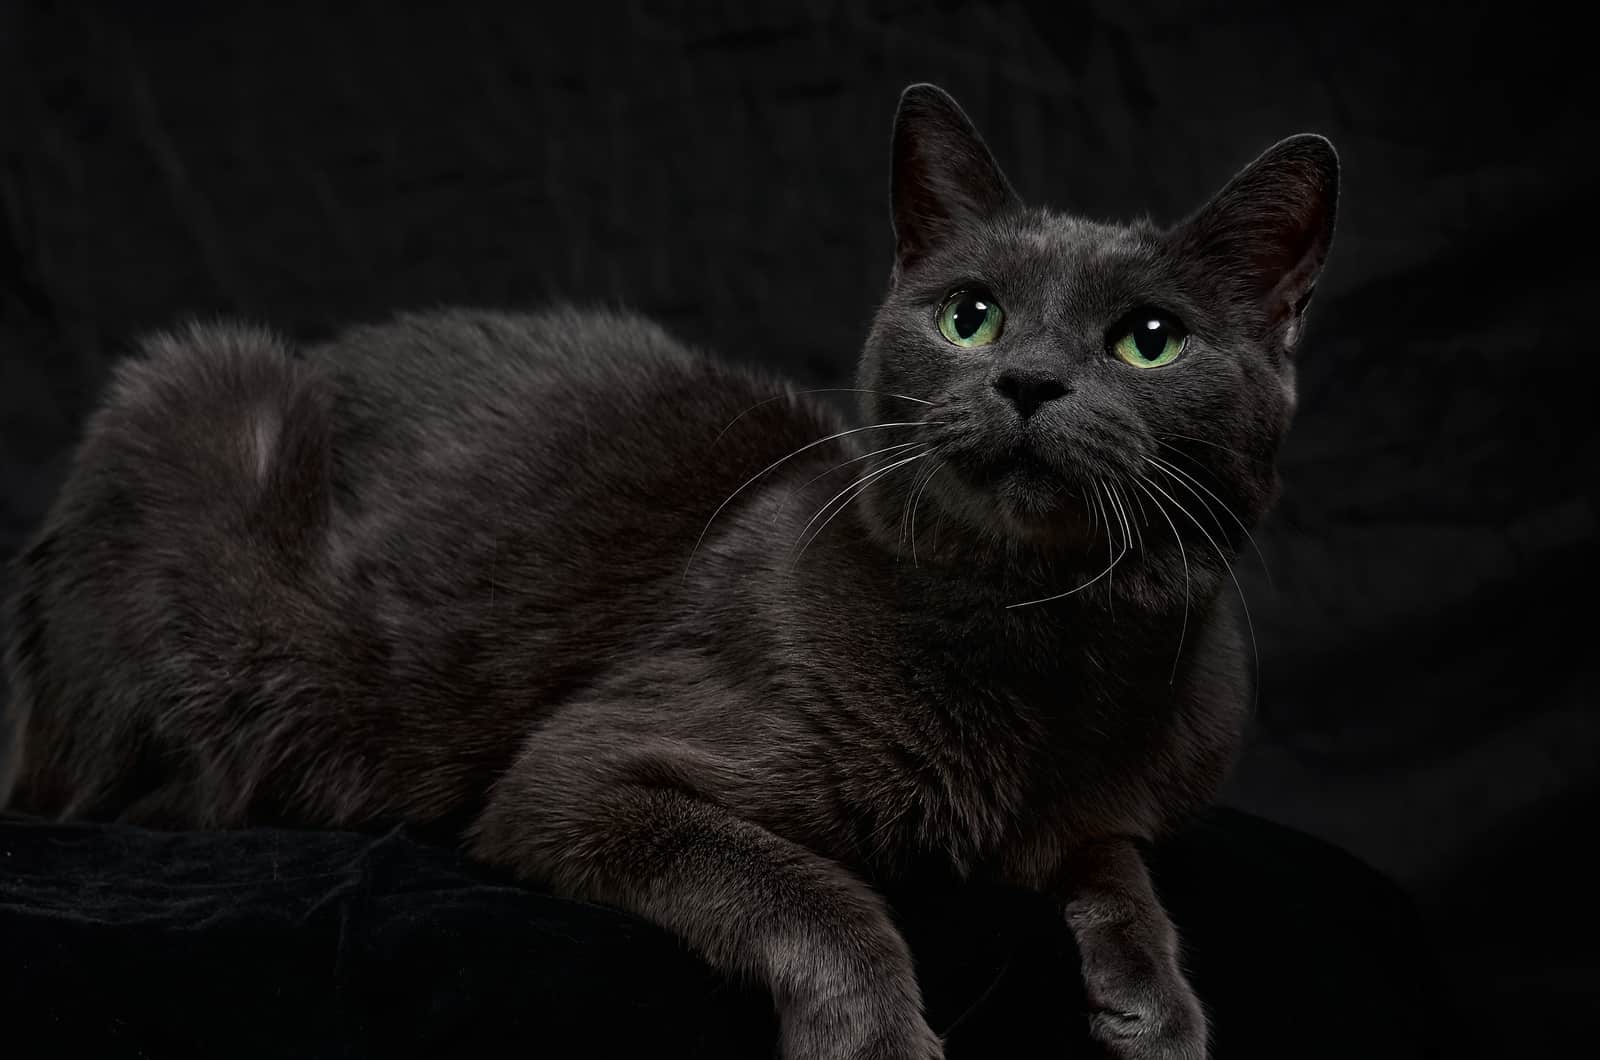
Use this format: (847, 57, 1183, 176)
(857, 84, 1337, 589)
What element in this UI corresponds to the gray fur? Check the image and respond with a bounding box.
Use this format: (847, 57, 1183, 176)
(2, 84, 1337, 1060)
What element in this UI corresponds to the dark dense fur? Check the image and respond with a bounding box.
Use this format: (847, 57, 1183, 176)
(1, 85, 1336, 1060)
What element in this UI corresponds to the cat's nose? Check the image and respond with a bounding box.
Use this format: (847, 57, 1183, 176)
(992, 369, 1069, 419)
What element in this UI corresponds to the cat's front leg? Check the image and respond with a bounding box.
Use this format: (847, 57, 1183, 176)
(471, 733, 943, 1060)
(1061, 838, 1207, 1060)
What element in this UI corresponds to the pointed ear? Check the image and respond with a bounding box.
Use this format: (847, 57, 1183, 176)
(1179, 134, 1339, 359)
(890, 84, 1019, 273)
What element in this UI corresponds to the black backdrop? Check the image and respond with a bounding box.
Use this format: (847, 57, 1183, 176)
(2, 2, 1594, 1055)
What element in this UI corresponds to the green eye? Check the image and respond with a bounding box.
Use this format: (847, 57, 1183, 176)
(1112, 311, 1188, 369)
(937, 289, 1004, 348)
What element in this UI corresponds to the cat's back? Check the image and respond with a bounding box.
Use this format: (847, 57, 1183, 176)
(303, 306, 842, 651)
(310, 307, 745, 489)
(3, 306, 839, 824)
(307, 306, 851, 601)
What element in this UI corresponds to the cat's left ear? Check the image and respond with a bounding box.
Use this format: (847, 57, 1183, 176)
(890, 84, 1020, 276)
(1179, 134, 1339, 361)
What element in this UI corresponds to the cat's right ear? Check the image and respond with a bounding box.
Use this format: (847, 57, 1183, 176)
(1179, 134, 1339, 362)
(890, 84, 1019, 276)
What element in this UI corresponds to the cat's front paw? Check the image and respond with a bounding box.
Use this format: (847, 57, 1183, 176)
(1082, 962, 1206, 1060)
(859, 1022, 945, 1060)
(779, 1009, 944, 1060)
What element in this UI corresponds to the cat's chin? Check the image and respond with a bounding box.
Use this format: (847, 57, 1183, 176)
(998, 500, 1100, 549)
(937, 460, 1101, 550)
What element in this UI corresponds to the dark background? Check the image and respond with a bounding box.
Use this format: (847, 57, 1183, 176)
(2, 1, 1593, 1055)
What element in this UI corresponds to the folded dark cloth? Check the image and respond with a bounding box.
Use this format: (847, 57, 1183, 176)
(0, 808, 1442, 1058)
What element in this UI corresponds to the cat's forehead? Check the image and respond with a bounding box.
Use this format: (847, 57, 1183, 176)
(920, 209, 1172, 310)
(1021, 209, 1154, 250)
(998, 210, 1163, 272)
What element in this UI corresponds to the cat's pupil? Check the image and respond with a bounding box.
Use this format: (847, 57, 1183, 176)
(1134, 319, 1169, 360)
(954, 298, 988, 339)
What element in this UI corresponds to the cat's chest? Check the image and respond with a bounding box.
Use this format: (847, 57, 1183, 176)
(732, 542, 1237, 881)
(849, 651, 1201, 882)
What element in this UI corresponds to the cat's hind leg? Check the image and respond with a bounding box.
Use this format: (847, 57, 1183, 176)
(3, 321, 340, 825)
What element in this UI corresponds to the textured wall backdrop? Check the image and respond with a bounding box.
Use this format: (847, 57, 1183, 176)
(2, 1, 1593, 1054)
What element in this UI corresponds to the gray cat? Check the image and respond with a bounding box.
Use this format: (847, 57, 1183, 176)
(1, 84, 1337, 1059)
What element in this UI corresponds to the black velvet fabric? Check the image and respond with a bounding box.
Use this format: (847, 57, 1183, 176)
(0, 809, 1441, 1059)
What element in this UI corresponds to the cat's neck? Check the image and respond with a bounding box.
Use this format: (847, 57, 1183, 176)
(848, 495, 1231, 635)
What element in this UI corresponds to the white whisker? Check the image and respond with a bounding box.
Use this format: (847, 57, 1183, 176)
(898, 451, 942, 555)
(1145, 455, 1228, 545)
(909, 456, 945, 567)
(1005, 542, 1131, 609)
(780, 441, 924, 525)
(1102, 482, 1131, 615)
(791, 449, 931, 566)
(1141, 470, 1260, 707)
(1132, 475, 1190, 684)
(1154, 431, 1253, 462)
(1113, 483, 1139, 560)
(1149, 445, 1273, 588)
(713, 388, 934, 445)
(1103, 481, 1119, 610)
(683, 421, 939, 582)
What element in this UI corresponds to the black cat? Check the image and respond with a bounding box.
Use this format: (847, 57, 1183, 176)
(2, 84, 1337, 1060)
